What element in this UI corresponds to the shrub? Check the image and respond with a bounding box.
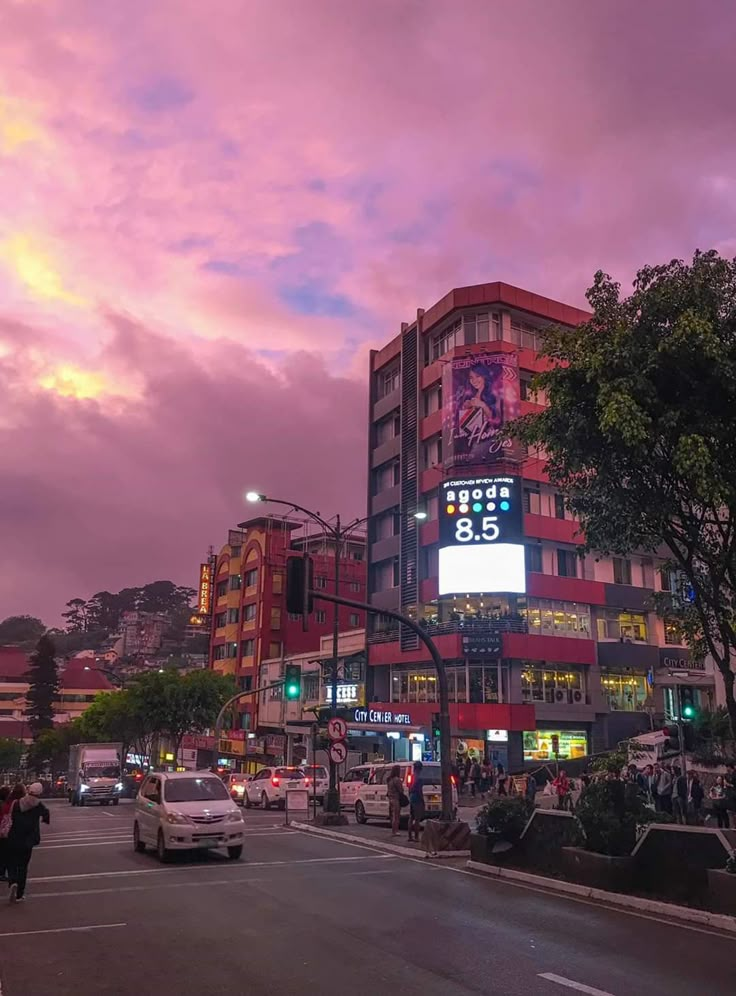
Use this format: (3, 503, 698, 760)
(475, 797, 532, 843)
(574, 779, 672, 857)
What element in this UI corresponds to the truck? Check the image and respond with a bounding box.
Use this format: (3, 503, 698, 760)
(68, 743, 124, 806)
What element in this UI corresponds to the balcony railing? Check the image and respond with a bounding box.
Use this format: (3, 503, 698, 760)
(368, 615, 528, 644)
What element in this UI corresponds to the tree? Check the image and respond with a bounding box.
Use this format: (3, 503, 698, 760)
(0, 736, 23, 772)
(26, 722, 82, 774)
(25, 634, 60, 736)
(0, 615, 46, 648)
(61, 598, 91, 633)
(77, 690, 144, 770)
(513, 250, 736, 735)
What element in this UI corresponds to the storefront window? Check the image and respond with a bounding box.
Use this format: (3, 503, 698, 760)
(469, 666, 499, 704)
(523, 729, 588, 762)
(601, 671, 649, 712)
(664, 620, 684, 645)
(519, 599, 591, 639)
(521, 666, 585, 705)
(597, 611, 648, 642)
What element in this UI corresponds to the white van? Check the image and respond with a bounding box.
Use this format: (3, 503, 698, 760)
(353, 762, 457, 824)
(339, 764, 372, 809)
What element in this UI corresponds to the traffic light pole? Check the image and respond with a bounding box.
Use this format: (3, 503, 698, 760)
(325, 514, 341, 814)
(213, 681, 284, 755)
(312, 590, 455, 823)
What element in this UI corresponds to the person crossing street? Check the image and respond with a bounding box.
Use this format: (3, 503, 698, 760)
(7, 782, 50, 903)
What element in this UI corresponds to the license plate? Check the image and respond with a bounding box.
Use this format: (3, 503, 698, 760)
(197, 837, 218, 848)
(429, 795, 439, 803)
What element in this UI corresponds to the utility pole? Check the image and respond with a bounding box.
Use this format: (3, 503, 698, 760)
(327, 514, 341, 813)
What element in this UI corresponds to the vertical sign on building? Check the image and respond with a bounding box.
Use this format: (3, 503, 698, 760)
(442, 352, 521, 469)
(198, 562, 213, 616)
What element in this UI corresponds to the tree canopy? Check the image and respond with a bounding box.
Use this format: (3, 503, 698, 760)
(0, 615, 46, 648)
(514, 250, 736, 734)
(25, 634, 59, 737)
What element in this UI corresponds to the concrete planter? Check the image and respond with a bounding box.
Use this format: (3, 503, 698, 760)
(561, 847, 634, 893)
(706, 869, 736, 916)
(469, 832, 499, 864)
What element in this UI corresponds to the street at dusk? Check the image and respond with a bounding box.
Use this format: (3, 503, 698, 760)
(0, 801, 733, 996)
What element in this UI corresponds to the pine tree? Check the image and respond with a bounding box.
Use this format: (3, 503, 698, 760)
(25, 634, 59, 737)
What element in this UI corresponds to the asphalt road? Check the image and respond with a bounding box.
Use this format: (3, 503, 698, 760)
(0, 799, 734, 996)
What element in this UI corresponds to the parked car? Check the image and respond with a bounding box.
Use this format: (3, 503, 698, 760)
(224, 772, 252, 805)
(339, 764, 372, 809)
(353, 762, 457, 825)
(300, 765, 329, 804)
(133, 771, 245, 862)
(243, 767, 307, 809)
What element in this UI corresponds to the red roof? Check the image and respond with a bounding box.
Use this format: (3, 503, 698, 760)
(0, 648, 113, 690)
(60, 666, 113, 691)
(0, 647, 30, 679)
(0, 718, 34, 741)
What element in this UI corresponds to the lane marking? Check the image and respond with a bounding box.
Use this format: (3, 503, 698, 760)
(40, 841, 135, 850)
(538, 974, 614, 996)
(0, 923, 126, 939)
(34, 852, 394, 883)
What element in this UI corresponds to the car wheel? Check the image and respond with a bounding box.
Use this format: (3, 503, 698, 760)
(227, 845, 243, 860)
(355, 801, 368, 824)
(102, 799, 110, 806)
(156, 830, 171, 863)
(113, 798, 120, 806)
(261, 792, 270, 810)
(133, 823, 146, 853)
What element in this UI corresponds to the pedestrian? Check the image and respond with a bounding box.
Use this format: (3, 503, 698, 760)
(651, 763, 662, 811)
(496, 763, 507, 797)
(709, 775, 730, 829)
(552, 769, 571, 811)
(0, 785, 12, 881)
(525, 773, 538, 807)
(480, 760, 492, 796)
(386, 765, 404, 838)
(7, 782, 50, 903)
(407, 761, 425, 843)
(688, 771, 704, 825)
(464, 757, 472, 795)
(725, 763, 736, 829)
(657, 764, 673, 815)
(642, 764, 656, 807)
(470, 759, 482, 798)
(672, 766, 687, 825)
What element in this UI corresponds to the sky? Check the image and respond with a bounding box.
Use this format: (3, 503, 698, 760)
(1, 0, 735, 624)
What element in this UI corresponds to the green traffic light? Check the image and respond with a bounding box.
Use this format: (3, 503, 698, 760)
(683, 705, 695, 718)
(286, 684, 299, 698)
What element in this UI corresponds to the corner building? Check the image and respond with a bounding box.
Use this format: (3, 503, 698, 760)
(366, 282, 715, 772)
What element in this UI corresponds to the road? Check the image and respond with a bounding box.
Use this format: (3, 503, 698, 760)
(0, 799, 734, 996)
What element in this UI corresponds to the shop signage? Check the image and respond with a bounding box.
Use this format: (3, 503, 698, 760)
(264, 733, 285, 751)
(322, 683, 364, 706)
(352, 707, 412, 726)
(198, 562, 213, 615)
(462, 632, 503, 657)
(486, 729, 508, 742)
(657, 650, 706, 673)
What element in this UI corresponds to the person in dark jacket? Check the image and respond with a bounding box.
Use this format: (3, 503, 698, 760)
(0, 785, 11, 880)
(7, 782, 50, 903)
(672, 766, 687, 825)
(687, 771, 704, 824)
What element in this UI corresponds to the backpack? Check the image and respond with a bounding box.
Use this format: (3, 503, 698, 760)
(0, 801, 15, 839)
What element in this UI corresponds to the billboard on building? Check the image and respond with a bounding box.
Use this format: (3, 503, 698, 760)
(442, 352, 520, 469)
(198, 562, 213, 615)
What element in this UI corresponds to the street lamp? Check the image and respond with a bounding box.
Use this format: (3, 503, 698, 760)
(241, 491, 368, 813)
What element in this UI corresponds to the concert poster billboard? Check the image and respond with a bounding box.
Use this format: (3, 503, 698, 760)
(442, 352, 520, 469)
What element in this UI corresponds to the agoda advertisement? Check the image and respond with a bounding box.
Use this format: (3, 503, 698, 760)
(442, 352, 521, 469)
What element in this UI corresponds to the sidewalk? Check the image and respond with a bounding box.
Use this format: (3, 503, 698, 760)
(292, 812, 472, 859)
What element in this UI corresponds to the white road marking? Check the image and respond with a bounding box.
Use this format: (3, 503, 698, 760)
(41, 841, 133, 850)
(538, 974, 615, 996)
(0, 923, 126, 939)
(33, 852, 394, 883)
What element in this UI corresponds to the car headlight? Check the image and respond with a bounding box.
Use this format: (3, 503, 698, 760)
(115, 782, 123, 791)
(225, 810, 244, 823)
(80, 784, 89, 792)
(165, 812, 192, 825)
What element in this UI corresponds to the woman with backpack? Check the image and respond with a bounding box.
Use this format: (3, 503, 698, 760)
(6, 782, 50, 903)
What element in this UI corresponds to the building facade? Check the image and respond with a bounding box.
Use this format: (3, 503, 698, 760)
(366, 281, 716, 771)
(209, 518, 367, 737)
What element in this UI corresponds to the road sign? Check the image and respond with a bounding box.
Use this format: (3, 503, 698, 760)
(328, 740, 348, 764)
(327, 717, 348, 741)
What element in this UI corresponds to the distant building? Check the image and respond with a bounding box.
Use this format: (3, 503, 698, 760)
(120, 611, 169, 657)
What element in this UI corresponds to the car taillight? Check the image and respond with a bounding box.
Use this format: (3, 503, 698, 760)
(304, 778, 310, 786)
(271, 777, 280, 787)
(406, 772, 413, 786)
(450, 775, 457, 786)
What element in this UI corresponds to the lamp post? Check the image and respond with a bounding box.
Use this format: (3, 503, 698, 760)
(243, 492, 368, 813)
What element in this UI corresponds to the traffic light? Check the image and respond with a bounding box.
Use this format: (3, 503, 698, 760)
(284, 663, 302, 700)
(286, 555, 314, 616)
(680, 686, 697, 720)
(431, 712, 441, 739)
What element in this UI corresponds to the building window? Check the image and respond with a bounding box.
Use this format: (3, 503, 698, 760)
(378, 366, 400, 399)
(557, 549, 578, 578)
(349, 613, 360, 627)
(525, 545, 543, 574)
(372, 558, 399, 592)
(521, 666, 585, 705)
(315, 610, 327, 623)
(227, 608, 239, 624)
(226, 642, 238, 658)
(596, 610, 648, 642)
(350, 548, 364, 561)
(302, 672, 320, 702)
(601, 671, 649, 712)
(423, 384, 442, 416)
(375, 410, 401, 445)
(510, 319, 541, 351)
(229, 575, 242, 591)
(216, 580, 228, 598)
(523, 488, 541, 515)
(213, 644, 227, 660)
(554, 494, 566, 520)
(520, 598, 591, 639)
(270, 608, 281, 629)
(314, 576, 327, 589)
(349, 581, 361, 593)
(462, 312, 497, 345)
(374, 509, 400, 541)
(269, 641, 282, 657)
(244, 603, 257, 622)
(664, 619, 684, 645)
(244, 568, 258, 587)
(422, 436, 442, 470)
(427, 320, 460, 363)
(419, 545, 439, 581)
(523, 729, 587, 762)
(241, 639, 255, 657)
(612, 557, 632, 586)
(373, 459, 400, 495)
(215, 612, 227, 629)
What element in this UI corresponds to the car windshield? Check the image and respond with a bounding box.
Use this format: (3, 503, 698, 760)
(163, 777, 231, 803)
(274, 768, 305, 780)
(303, 766, 328, 780)
(84, 765, 120, 779)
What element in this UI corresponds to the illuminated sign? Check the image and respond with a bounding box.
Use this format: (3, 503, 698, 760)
(438, 476, 525, 595)
(198, 562, 213, 615)
(352, 708, 412, 726)
(323, 684, 363, 706)
(486, 729, 509, 742)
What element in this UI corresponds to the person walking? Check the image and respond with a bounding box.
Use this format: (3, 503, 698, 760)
(386, 765, 404, 838)
(407, 761, 425, 843)
(496, 763, 507, 797)
(470, 759, 482, 799)
(672, 766, 687, 825)
(525, 773, 538, 807)
(552, 769, 571, 811)
(0, 785, 12, 881)
(688, 771, 704, 825)
(480, 760, 492, 797)
(642, 764, 656, 807)
(7, 782, 50, 903)
(651, 763, 662, 811)
(657, 764, 673, 815)
(709, 775, 730, 829)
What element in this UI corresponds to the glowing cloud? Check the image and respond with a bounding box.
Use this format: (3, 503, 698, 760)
(0, 96, 46, 152)
(38, 365, 108, 400)
(0, 234, 86, 307)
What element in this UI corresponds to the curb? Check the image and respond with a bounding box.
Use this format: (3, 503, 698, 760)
(291, 822, 467, 860)
(465, 860, 736, 933)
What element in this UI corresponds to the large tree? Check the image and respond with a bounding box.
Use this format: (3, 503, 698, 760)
(25, 633, 60, 736)
(0, 736, 23, 772)
(514, 251, 736, 735)
(0, 615, 46, 648)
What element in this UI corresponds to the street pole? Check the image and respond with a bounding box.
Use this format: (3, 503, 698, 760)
(326, 514, 341, 813)
(213, 681, 284, 756)
(676, 682, 687, 777)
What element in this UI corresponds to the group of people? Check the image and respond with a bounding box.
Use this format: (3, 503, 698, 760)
(0, 781, 51, 903)
(454, 758, 507, 798)
(386, 761, 426, 840)
(629, 762, 736, 827)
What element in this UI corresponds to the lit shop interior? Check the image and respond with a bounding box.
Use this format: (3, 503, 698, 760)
(417, 595, 592, 639)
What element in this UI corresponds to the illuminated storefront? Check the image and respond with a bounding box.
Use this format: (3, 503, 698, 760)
(523, 729, 588, 762)
(521, 666, 586, 705)
(601, 670, 650, 712)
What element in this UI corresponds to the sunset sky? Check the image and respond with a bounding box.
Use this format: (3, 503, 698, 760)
(1, 0, 734, 623)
